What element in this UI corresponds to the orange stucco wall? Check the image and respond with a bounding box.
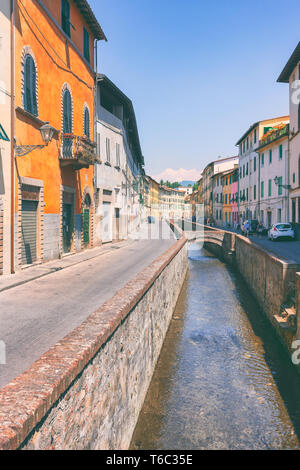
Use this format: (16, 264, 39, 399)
(14, 0, 95, 215)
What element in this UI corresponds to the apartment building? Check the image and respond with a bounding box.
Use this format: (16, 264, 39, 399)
(278, 42, 300, 224)
(94, 75, 144, 243)
(0, 0, 12, 274)
(236, 116, 289, 223)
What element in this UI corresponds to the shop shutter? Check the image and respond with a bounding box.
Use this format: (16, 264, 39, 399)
(21, 200, 38, 265)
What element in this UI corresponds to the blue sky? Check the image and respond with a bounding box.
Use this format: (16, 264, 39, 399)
(89, 0, 298, 176)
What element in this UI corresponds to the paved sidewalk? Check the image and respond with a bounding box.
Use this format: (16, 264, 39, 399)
(0, 240, 128, 293)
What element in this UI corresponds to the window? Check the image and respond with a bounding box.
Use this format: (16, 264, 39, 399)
(246, 163, 248, 175)
(246, 188, 248, 201)
(243, 165, 245, 177)
(293, 173, 296, 184)
(83, 27, 90, 63)
(62, 87, 72, 157)
(106, 138, 110, 162)
(261, 181, 264, 198)
(279, 144, 283, 160)
(268, 179, 272, 197)
(254, 129, 257, 144)
(24, 55, 37, 116)
(84, 107, 90, 138)
(254, 185, 256, 200)
(269, 150, 272, 164)
(254, 157, 256, 172)
(63, 89, 72, 134)
(261, 153, 264, 167)
(61, 0, 70, 37)
(278, 176, 283, 196)
(116, 143, 120, 167)
(247, 137, 249, 150)
(243, 141, 245, 153)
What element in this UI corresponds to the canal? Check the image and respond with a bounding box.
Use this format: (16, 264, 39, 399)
(130, 244, 300, 450)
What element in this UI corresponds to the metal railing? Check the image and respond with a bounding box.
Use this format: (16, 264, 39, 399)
(60, 134, 97, 164)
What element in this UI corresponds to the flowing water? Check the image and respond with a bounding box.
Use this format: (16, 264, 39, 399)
(130, 244, 300, 450)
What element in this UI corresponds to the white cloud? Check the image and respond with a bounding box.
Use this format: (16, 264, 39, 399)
(151, 168, 201, 183)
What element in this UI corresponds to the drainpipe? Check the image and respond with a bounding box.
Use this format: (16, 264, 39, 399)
(287, 131, 290, 222)
(10, 0, 15, 274)
(258, 152, 261, 222)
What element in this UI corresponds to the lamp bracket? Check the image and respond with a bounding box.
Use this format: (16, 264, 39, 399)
(15, 144, 46, 157)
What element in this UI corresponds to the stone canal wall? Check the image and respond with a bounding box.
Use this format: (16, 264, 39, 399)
(0, 237, 188, 450)
(203, 227, 300, 353)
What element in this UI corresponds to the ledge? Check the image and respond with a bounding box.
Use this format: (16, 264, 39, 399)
(0, 235, 187, 450)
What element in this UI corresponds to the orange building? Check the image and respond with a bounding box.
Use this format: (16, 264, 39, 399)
(13, 0, 106, 269)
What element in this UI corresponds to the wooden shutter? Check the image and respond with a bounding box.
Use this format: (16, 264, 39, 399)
(63, 90, 72, 133)
(25, 56, 32, 113)
(84, 108, 90, 138)
(31, 59, 37, 116)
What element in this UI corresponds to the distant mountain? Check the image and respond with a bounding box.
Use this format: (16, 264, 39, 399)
(152, 168, 201, 184)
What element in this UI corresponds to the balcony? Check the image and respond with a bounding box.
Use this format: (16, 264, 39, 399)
(59, 134, 97, 169)
(258, 124, 289, 149)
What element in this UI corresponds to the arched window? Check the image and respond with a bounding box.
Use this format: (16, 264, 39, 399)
(84, 107, 90, 139)
(62, 88, 72, 157)
(24, 54, 37, 116)
(63, 89, 72, 134)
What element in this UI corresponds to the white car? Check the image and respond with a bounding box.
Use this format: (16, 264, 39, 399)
(268, 223, 295, 241)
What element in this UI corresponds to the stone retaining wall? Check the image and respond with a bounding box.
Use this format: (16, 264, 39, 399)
(203, 229, 300, 353)
(0, 237, 188, 450)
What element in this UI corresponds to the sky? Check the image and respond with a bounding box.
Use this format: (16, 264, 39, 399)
(89, 0, 299, 177)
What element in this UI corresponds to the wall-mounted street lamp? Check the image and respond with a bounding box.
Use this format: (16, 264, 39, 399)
(274, 176, 291, 190)
(15, 122, 56, 157)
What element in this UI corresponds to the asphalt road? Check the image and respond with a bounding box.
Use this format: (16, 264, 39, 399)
(0, 223, 176, 389)
(245, 235, 300, 265)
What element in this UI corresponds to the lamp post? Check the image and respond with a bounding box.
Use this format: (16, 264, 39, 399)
(15, 121, 56, 157)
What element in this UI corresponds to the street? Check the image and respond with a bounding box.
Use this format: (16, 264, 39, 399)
(243, 234, 300, 265)
(0, 222, 176, 389)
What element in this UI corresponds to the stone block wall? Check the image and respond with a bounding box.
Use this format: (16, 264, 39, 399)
(0, 237, 188, 450)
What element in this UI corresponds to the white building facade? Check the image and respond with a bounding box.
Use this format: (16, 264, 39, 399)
(0, 0, 12, 275)
(236, 116, 289, 223)
(278, 43, 300, 225)
(95, 75, 144, 244)
(256, 125, 290, 227)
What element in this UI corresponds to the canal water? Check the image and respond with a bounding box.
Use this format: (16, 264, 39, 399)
(130, 244, 300, 450)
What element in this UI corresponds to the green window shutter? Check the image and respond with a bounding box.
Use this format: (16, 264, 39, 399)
(261, 153, 264, 166)
(63, 89, 72, 133)
(269, 150, 272, 164)
(261, 181, 264, 198)
(62, 0, 71, 37)
(279, 145, 282, 160)
(254, 157, 256, 172)
(254, 185, 256, 200)
(84, 108, 90, 138)
(278, 177, 283, 195)
(268, 179, 272, 197)
(83, 27, 90, 63)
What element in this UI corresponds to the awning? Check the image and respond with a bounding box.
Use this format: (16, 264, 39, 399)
(0, 124, 9, 141)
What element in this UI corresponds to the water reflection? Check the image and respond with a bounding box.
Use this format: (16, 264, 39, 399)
(130, 245, 300, 450)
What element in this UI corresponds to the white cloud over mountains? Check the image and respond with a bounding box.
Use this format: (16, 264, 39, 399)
(152, 168, 201, 183)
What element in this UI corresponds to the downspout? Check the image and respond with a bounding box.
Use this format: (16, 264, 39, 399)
(10, 0, 15, 274)
(287, 129, 290, 222)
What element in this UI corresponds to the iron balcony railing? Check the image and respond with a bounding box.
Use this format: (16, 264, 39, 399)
(60, 134, 97, 167)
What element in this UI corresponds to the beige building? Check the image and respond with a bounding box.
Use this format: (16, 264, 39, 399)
(278, 42, 300, 225)
(0, 0, 12, 274)
(201, 156, 238, 223)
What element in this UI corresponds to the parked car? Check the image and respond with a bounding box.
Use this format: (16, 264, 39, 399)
(268, 223, 295, 241)
(147, 216, 156, 224)
(242, 219, 259, 234)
